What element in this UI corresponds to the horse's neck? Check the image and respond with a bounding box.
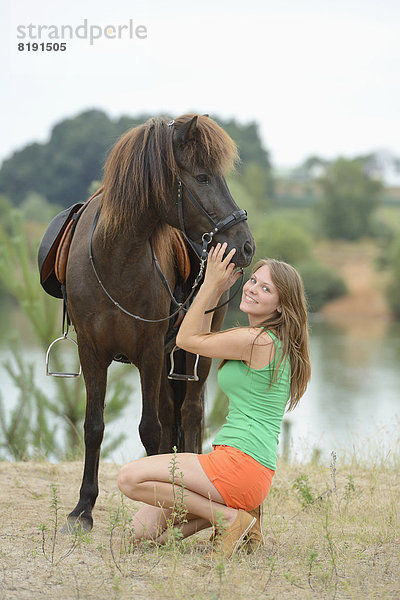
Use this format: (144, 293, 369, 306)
(95, 218, 176, 301)
(101, 213, 159, 256)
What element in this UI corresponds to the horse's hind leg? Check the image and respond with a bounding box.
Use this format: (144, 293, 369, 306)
(158, 351, 187, 453)
(65, 346, 109, 532)
(180, 354, 212, 453)
(158, 366, 178, 453)
(180, 306, 228, 453)
(137, 349, 164, 456)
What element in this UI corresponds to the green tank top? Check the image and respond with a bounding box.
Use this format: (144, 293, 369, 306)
(213, 330, 291, 470)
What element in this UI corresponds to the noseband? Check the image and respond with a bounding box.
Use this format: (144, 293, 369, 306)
(88, 170, 248, 324)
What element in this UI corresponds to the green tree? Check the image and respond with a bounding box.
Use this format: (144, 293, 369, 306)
(0, 111, 273, 208)
(297, 262, 347, 312)
(19, 192, 63, 223)
(0, 194, 14, 234)
(387, 233, 400, 318)
(226, 176, 260, 232)
(240, 162, 271, 213)
(253, 216, 313, 264)
(223, 119, 271, 171)
(316, 158, 383, 240)
(0, 209, 130, 460)
(250, 217, 346, 312)
(292, 155, 329, 180)
(0, 110, 132, 207)
(224, 119, 274, 199)
(0, 143, 46, 206)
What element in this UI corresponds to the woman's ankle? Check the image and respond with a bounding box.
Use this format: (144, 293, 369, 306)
(221, 508, 238, 527)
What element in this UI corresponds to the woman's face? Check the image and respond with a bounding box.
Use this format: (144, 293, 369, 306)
(239, 265, 281, 324)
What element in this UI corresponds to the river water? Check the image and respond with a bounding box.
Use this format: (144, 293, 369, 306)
(0, 307, 399, 465)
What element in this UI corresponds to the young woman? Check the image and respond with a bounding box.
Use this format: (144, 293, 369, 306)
(118, 243, 311, 557)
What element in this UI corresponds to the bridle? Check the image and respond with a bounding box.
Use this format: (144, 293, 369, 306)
(88, 158, 248, 324)
(151, 174, 247, 315)
(175, 175, 248, 258)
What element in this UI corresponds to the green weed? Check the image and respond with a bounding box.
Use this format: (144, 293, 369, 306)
(292, 473, 316, 507)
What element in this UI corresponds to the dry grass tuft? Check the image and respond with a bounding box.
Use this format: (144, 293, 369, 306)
(0, 456, 399, 599)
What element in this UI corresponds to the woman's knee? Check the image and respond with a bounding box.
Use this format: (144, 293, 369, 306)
(118, 463, 140, 497)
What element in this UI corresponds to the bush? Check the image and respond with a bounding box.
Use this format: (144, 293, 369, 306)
(0, 194, 13, 234)
(254, 216, 313, 265)
(386, 234, 400, 318)
(316, 158, 383, 240)
(19, 193, 63, 223)
(242, 216, 346, 313)
(0, 210, 130, 459)
(298, 261, 347, 312)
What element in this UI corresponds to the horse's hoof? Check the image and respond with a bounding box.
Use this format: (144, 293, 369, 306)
(62, 515, 93, 534)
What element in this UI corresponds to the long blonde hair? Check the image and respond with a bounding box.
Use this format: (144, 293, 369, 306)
(249, 258, 311, 411)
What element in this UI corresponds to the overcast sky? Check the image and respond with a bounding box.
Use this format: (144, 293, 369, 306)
(1, 0, 399, 175)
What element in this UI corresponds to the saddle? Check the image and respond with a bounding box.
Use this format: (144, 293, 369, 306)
(38, 191, 191, 300)
(38, 202, 85, 298)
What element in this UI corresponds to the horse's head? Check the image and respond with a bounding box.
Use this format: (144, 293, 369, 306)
(100, 113, 255, 266)
(168, 114, 255, 268)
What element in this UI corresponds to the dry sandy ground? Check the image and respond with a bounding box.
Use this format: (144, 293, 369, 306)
(0, 461, 118, 599)
(0, 460, 399, 600)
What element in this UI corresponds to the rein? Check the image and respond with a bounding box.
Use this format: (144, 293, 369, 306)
(88, 174, 247, 324)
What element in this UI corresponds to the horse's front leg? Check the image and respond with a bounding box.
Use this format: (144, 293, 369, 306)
(65, 345, 109, 532)
(138, 345, 165, 456)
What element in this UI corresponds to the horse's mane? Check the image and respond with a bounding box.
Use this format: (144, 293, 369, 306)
(99, 114, 238, 238)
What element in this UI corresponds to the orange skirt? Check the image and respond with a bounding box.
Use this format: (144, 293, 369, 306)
(197, 445, 274, 511)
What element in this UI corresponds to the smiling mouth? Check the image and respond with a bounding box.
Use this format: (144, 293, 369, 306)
(244, 294, 257, 304)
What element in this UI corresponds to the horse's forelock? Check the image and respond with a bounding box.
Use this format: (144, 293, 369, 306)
(174, 114, 239, 174)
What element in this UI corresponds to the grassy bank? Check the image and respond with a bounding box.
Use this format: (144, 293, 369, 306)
(0, 457, 398, 599)
(315, 239, 391, 320)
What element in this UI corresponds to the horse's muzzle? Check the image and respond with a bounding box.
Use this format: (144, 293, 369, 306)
(242, 240, 255, 265)
(231, 238, 255, 268)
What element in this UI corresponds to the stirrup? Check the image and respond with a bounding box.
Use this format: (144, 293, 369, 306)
(168, 345, 199, 382)
(45, 332, 82, 378)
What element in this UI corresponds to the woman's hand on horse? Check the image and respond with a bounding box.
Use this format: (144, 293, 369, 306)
(203, 242, 241, 294)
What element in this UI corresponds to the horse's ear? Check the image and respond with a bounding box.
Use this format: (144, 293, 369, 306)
(176, 116, 198, 143)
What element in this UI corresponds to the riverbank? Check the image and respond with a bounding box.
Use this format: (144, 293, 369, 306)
(317, 239, 391, 321)
(1, 458, 398, 599)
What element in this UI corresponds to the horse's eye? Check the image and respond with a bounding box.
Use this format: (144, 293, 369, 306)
(196, 174, 209, 184)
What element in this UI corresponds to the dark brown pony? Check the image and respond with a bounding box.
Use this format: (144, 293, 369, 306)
(65, 114, 255, 530)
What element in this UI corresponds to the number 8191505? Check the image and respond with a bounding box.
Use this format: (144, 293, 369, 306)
(18, 42, 67, 51)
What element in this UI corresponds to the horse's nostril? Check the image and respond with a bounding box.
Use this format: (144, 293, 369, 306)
(243, 240, 254, 258)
